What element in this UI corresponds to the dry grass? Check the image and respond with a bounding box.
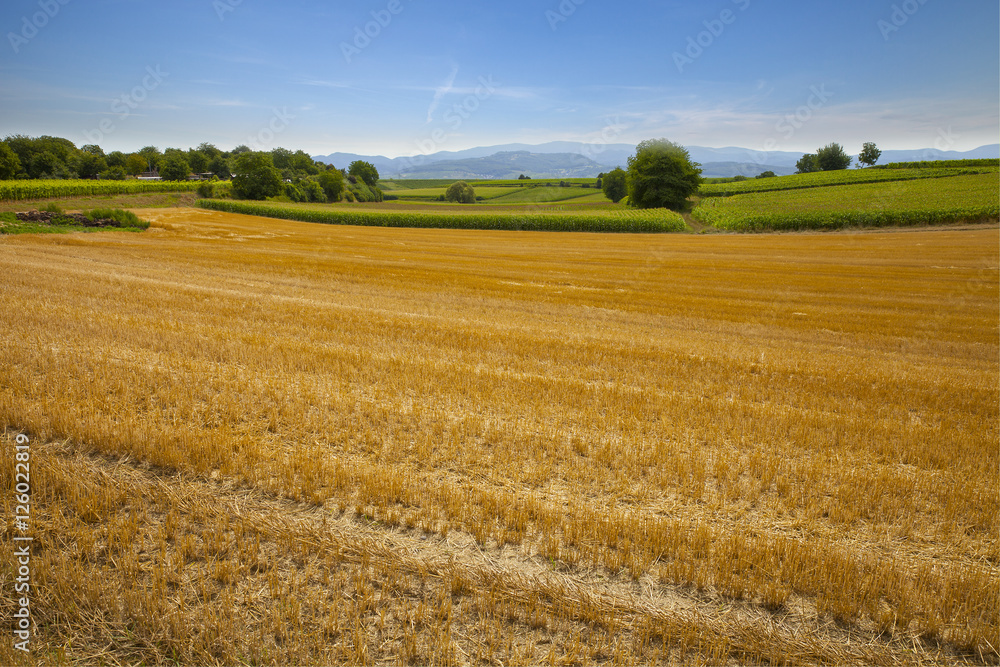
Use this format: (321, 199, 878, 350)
(0, 207, 997, 665)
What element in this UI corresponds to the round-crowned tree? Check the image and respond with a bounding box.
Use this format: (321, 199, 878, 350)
(0, 142, 22, 179)
(348, 160, 380, 188)
(601, 167, 628, 203)
(626, 139, 702, 210)
(816, 143, 852, 171)
(796, 154, 819, 174)
(159, 154, 191, 181)
(317, 169, 345, 202)
(445, 181, 476, 204)
(232, 152, 282, 200)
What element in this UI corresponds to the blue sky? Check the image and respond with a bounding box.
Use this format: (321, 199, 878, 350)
(1, 0, 997, 157)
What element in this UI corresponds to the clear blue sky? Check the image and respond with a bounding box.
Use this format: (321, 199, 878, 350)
(1, 0, 997, 157)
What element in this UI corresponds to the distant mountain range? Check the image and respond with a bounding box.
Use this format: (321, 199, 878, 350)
(313, 142, 999, 180)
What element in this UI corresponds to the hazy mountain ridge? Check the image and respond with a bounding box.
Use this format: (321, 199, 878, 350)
(384, 151, 606, 180)
(313, 143, 999, 179)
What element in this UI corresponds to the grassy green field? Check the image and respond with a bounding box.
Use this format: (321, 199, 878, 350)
(692, 173, 999, 231)
(384, 181, 608, 205)
(198, 198, 687, 232)
(385, 186, 522, 200)
(378, 179, 460, 190)
(698, 166, 997, 197)
(5, 161, 995, 235)
(486, 186, 601, 204)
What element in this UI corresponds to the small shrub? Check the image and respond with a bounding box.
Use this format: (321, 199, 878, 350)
(84, 208, 148, 229)
(197, 181, 216, 198)
(99, 166, 128, 180)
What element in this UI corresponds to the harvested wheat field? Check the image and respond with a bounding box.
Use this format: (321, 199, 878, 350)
(0, 208, 997, 666)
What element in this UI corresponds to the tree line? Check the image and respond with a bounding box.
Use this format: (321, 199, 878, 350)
(795, 142, 881, 173)
(0, 134, 386, 203)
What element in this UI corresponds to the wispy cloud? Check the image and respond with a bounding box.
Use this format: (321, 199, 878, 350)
(426, 65, 460, 123)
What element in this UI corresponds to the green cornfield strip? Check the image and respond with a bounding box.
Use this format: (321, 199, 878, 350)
(198, 199, 687, 232)
(873, 159, 999, 170)
(698, 167, 996, 197)
(0, 179, 202, 201)
(693, 173, 999, 232)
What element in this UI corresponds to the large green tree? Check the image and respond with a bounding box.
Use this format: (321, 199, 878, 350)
(76, 145, 108, 179)
(445, 181, 476, 204)
(105, 151, 127, 169)
(137, 146, 163, 172)
(159, 154, 191, 181)
(232, 152, 282, 200)
(271, 147, 293, 170)
(816, 143, 852, 171)
(197, 142, 222, 160)
(291, 150, 320, 175)
(316, 169, 345, 202)
(208, 156, 231, 180)
(348, 160, 379, 188)
(601, 167, 628, 203)
(125, 153, 148, 176)
(0, 142, 23, 179)
(186, 149, 209, 174)
(626, 139, 702, 210)
(796, 154, 819, 174)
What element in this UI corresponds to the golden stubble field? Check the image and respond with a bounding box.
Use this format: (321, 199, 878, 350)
(0, 208, 997, 666)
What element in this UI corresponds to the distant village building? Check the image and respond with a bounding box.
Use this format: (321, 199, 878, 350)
(137, 170, 161, 181)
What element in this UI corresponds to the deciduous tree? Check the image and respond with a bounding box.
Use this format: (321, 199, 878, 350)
(858, 142, 881, 168)
(232, 152, 282, 200)
(159, 154, 191, 181)
(796, 154, 819, 174)
(816, 143, 852, 171)
(0, 142, 23, 179)
(317, 169, 345, 202)
(348, 160, 380, 188)
(626, 139, 702, 210)
(601, 167, 628, 203)
(445, 181, 476, 203)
